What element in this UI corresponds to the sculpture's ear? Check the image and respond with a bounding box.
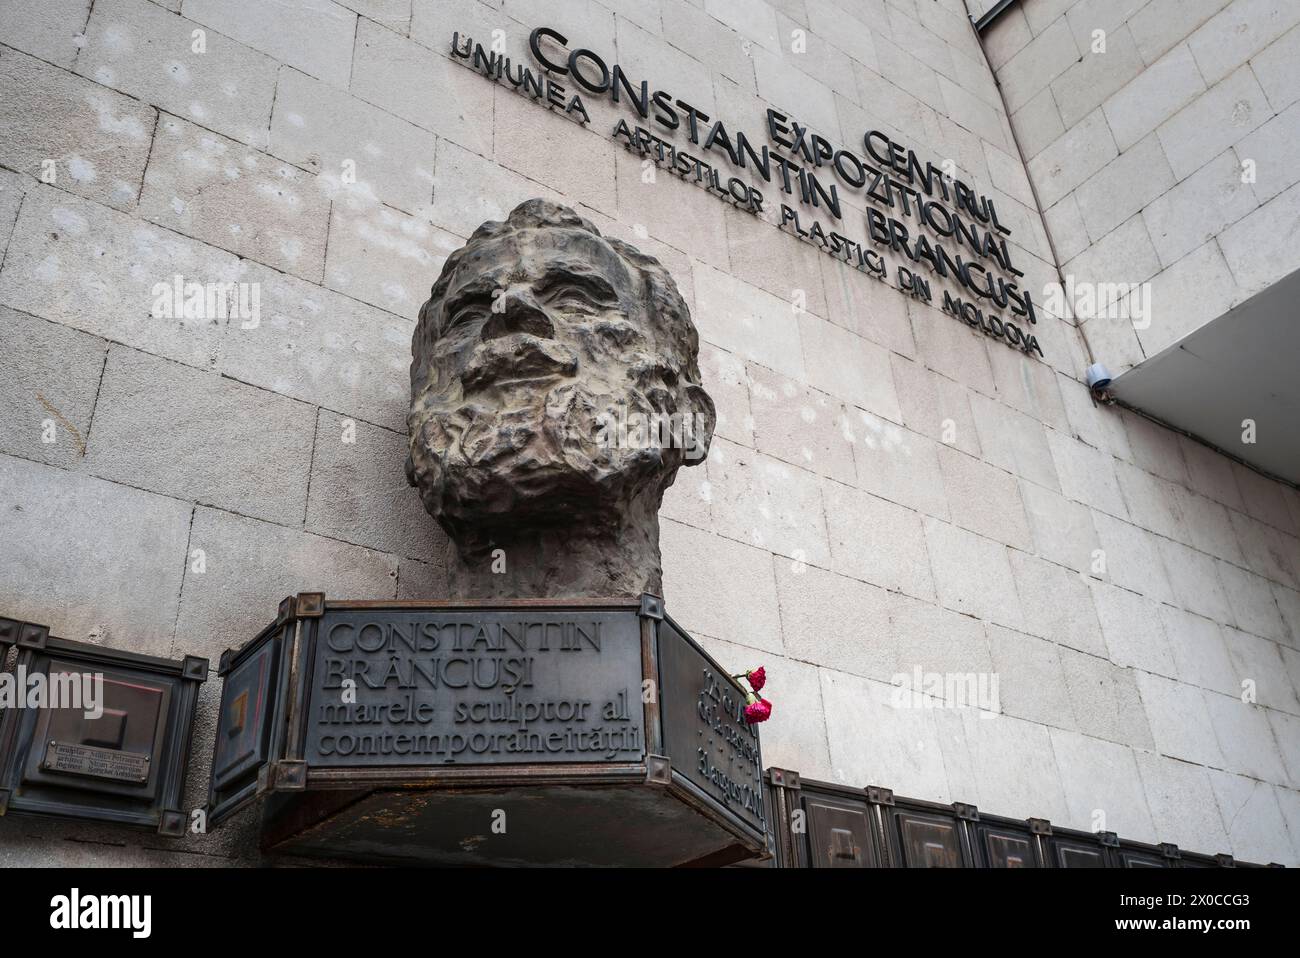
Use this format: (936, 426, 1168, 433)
(682, 383, 716, 466)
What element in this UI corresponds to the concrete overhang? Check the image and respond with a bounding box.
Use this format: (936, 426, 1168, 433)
(1110, 266, 1300, 485)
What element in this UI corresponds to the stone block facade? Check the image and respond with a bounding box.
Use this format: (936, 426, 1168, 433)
(0, 0, 1296, 866)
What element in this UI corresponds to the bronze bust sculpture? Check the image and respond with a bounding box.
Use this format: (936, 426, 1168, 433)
(406, 200, 715, 598)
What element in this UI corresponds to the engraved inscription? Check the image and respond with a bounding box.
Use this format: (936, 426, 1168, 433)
(659, 622, 765, 833)
(304, 610, 645, 766)
(42, 741, 149, 784)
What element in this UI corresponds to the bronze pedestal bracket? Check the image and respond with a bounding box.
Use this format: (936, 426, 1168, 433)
(0, 616, 207, 835)
(203, 594, 769, 867)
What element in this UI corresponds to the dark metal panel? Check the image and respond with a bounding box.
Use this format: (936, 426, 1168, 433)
(764, 767, 801, 868)
(1117, 839, 1178, 868)
(658, 616, 765, 837)
(891, 806, 967, 867)
(872, 793, 976, 868)
(1049, 828, 1117, 868)
(0, 620, 205, 835)
(974, 817, 1041, 868)
(206, 616, 294, 828)
(801, 789, 880, 868)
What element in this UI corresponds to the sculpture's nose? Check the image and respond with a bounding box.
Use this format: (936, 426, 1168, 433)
(481, 288, 555, 341)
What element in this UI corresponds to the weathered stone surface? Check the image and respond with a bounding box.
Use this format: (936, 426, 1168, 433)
(746, 363, 855, 484)
(140, 115, 330, 282)
(924, 517, 1023, 630)
(798, 312, 902, 424)
(1091, 579, 1177, 677)
(988, 623, 1074, 728)
(820, 669, 954, 803)
(1049, 728, 1156, 840)
(937, 444, 1031, 549)
(1010, 549, 1107, 656)
(1134, 750, 1230, 852)
(351, 18, 493, 154)
(324, 199, 461, 318)
(0, 47, 155, 211)
(0, 455, 190, 651)
(852, 411, 950, 519)
(825, 480, 935, 601)
(1162, 605, 1238, 697)
(270, 65, 437, 216)
(84, 346, 315, 524)
(0, 306, 106, 468)
(692, 264, 805, 379)
(307, 410, 448, 562)
(941, 710, 1073, 826)
(775, 561, 893, 679)
(707, 438, 830, 565)
(661, 518, 783, 652)
(492, 86, 618, 218)
(77, 0, 278, 148)
(0, 0, 90, 68)
(1136, 671, 1225, 767)
(1208, 769, 1291, 863)
(218, 258, 413, 431)
(891, 355, 982, 457)
(174, 507, 398, 661)
(407, 200, 715, 597)
(429, 138, 565, 241)
(0, 169, 28, 259)
(1059, 646, 1153, 748)
(0, 186, 241, 370)
(183, 0, 357, 90)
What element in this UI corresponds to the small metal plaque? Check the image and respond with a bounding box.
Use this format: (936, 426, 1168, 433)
(42, 741, 149, 784)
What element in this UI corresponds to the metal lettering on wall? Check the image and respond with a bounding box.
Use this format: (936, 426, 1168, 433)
(446, 24, 1046, 360)
(303, 610, 645, 767)
(658, 620, 765, 834)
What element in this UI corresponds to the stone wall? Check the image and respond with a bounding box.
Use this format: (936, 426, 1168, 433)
(0, 0, 1296, 865)
(985, 0, 1300, 371)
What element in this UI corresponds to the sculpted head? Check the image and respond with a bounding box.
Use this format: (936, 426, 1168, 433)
(406, 200, 714, 562)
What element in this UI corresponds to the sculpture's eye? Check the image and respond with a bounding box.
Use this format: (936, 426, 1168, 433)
(547, 286, 602, 312)
(594, 319, 642, 349)
(446, 304, 485, 332)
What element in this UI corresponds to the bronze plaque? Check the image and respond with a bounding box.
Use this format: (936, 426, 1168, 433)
(212, 635, 279, 789)
(804, 793, 878, 868)
(24, 666, 168, 800)
(0, 619, 207, 834)
(1055, 840, 1108, 867)
(302, 609, 645, 767)
(982, 828, 1037, 867)
(42, 741, 149, 784)
(894, 810, 964, 867)
(657, 620, 765, 835)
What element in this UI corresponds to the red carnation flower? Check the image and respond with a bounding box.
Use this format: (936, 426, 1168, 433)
(747, 666, 766, 691)
(744, 697, 772, 724)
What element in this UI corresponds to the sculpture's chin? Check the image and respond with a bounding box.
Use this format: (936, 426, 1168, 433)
(409, 380, 674, 535)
